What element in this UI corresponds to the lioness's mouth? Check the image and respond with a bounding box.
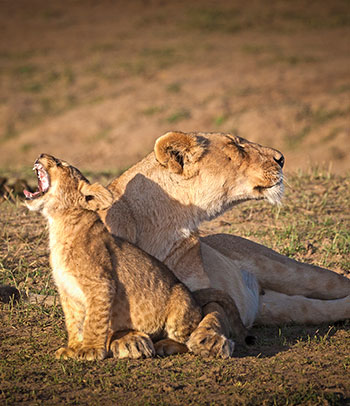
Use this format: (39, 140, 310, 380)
(254, 176, 283, 191)
(254, 181, 279, 193)
(254, 178, 284, 205)
(23, 163, 50, 200)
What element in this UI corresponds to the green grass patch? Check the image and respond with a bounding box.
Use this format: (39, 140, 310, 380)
(142, 106, 165, 116)
(13, 64, 39, 76)
(284, 105, 350, 149)
(166, 108, 191, 123)
(186, 7, 245, 33)
(166, 82, 182, 93)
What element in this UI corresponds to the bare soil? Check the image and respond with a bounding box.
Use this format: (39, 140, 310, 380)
(0, 0, 349, 174)
(1, 171, 350, 406)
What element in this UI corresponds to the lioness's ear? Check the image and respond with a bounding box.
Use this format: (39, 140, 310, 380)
(78, 181, 113, 211)
(154, 131, 207, 175)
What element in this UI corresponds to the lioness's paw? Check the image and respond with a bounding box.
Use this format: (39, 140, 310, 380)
(55, 347, 77, 360)
(75, 347, 107, 361)
(111, 333, 155, 359)
(187, 329, 235, 359)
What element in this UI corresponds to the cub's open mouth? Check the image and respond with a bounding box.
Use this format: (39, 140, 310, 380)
(23, 163, 50, 200)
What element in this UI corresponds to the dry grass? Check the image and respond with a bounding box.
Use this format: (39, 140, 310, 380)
(1, 170, 349, 405)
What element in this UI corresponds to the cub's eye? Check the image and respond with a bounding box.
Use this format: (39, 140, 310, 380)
(227, 156, 232, 161)
(53, 157, 62, 167)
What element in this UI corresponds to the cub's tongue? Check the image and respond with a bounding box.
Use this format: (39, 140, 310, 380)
(23, 189, 41, 199)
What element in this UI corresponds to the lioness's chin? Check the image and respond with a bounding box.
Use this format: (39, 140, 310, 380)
(263, 182, 284, 205)
(250, 181, 284, 206)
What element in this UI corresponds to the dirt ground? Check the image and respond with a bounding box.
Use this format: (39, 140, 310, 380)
(0, 0, 349, 174)
(1, 1, 350, 405)
(1, 172, 350, 406)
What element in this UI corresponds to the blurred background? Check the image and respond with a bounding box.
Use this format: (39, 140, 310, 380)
(1, 0, 349, 174)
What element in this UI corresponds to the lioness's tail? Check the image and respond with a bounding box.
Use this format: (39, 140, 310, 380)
(192, 288, 255, 345)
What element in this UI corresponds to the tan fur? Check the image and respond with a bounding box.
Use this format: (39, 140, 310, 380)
(104, 131, 350, 327)
(25, 154, 247, 360)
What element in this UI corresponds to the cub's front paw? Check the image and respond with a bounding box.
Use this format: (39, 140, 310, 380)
(55, 346, 77, 360)
(75, 346, 107, 361)
(111, 332, 155, 359)
(187, 328, 235, 359)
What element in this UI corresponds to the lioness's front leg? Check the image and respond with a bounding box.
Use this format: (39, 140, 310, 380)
(186, 303, 235, 359)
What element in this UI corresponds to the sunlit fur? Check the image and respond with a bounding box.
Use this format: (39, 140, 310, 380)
(25, 154, 250, 360)
(104, 131, 350, 327)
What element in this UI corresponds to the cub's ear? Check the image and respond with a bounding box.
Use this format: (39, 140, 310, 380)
(78, 181, 113, 211)
(154, 131, 207, 176)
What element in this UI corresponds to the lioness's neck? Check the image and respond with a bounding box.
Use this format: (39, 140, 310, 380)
(107, 154, 205, 261)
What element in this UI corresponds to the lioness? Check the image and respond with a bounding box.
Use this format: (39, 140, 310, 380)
(102, 131, 350, 327)
(24, 153, 250, 360)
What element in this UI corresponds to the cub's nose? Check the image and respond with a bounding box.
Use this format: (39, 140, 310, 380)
(273, 151, 285, 169)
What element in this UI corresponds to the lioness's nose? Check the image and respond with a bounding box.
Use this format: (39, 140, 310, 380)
(273, 151, 285, 168)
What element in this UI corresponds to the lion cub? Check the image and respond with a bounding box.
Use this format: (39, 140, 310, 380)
(25, 154, 249, 360)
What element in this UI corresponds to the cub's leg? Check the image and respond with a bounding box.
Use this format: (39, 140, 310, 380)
(75, 281, 114, 361)
(163, 285, 202, 342)
(55, 294, 85, 360)
(257, 290, 350, 325)
(109, 330, 155, 359)
(202, 234, 350, 300)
